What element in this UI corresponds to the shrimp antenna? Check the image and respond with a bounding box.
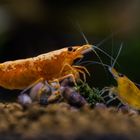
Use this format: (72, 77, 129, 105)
(96, 33, 113, 47)
(111, 34, 114, 66)
(111, 43, 123, 68)
(90, 47, 109, 75)
(79, 60, 110, 68)
(75, 22, 89, 44)
(92, 45, 115, 61)
(74, 21, 107, 74)
(68, 18, 89, 44)
(70, 20, 112, 74)
(94, 31, 121, 66)
(72, 20, 115, 62)
(96, 31, 120, 47)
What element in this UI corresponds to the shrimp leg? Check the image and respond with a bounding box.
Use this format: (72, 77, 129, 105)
(20, 77, 44, 95)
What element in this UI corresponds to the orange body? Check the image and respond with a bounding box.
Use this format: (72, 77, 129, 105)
(0, 45, 92, 90)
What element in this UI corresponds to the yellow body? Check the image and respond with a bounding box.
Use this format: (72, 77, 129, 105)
(109, 68, 140, 110)
(0, 45, 92, 90)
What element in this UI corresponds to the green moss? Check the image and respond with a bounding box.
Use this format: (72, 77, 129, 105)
(75, 82, 104, 107)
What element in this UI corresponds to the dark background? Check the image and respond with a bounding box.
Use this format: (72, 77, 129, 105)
(0, 0, 139, 100)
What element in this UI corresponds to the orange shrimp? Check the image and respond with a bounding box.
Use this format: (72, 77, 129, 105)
(0, 45, 93, 90)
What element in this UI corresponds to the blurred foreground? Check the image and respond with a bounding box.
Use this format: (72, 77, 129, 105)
(0, 102, 139, 140)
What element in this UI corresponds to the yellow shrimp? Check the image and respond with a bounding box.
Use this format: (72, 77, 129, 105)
(107, 67, 140, 110)
(101, 44, 140, 110)
(0, 45, 92, 90)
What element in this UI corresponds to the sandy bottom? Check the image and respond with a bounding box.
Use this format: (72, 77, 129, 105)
(0, 102, 139, 140)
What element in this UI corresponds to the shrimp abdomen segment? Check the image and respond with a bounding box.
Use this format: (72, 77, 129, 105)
(0, 60, 39, 89)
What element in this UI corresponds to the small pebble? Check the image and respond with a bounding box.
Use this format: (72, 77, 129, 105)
(129, 109, 138, 116)
(119, 105, 138, 116)
(50, 81, 60, 90)
(119, 105, 129, 114)
(95, 103, 107, 110)
(60, 78, 75, 87)
(18, 94, 32, 106)
(30, 82, 51, 101)
(62, 87, 87, 107)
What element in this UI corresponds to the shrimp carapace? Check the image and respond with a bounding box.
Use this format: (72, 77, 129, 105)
(0, 44, 92, 90)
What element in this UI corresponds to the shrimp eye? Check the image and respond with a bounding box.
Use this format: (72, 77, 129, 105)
(73, 48, 76, 52)
(68, 47, 73, 51)
(118, 73, 124, 77)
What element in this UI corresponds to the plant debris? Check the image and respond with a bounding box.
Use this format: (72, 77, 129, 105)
(75, 82, 104, 107)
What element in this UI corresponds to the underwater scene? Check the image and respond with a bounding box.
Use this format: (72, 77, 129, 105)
(0, 0, 140, 139)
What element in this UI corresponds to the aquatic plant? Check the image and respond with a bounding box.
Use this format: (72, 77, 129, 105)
(75, 82, 104, 107)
